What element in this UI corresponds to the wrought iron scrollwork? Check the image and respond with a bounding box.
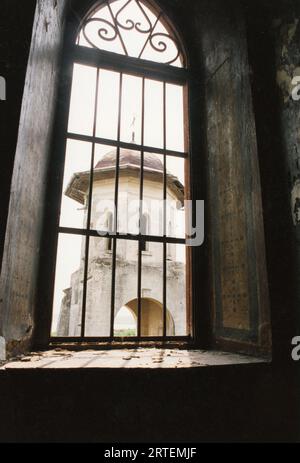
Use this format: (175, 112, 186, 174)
(83, 18, 118, 48)
(80, 0, 183, 66)
(149, 32, 180, 65)
(115, 0, 152, 33)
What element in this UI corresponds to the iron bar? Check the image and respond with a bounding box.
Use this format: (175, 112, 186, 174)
(67, 132, 187, 158)
(58, 227, 186, 245)
(72, 46, 188, 85)
(137, 77, 146, 337)
(163, 81, 167, 338)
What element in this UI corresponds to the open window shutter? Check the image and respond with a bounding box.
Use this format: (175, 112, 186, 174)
(202, 3, 271, 356)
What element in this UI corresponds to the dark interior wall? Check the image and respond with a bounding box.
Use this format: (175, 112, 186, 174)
(0, 363, 298, 443)
(246, 0, 300, 362)
(0, 0, 68, 356)
(0, 0, 37, 266)
(273, 2, 300, 351)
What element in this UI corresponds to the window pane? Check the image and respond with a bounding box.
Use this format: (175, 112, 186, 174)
(166, 156, 185, 239)
(91, 144, 117, 233)
(141, 242, 164, 336)
(68, 64, 97, 136)
(120, 74, 143, 145)
(118, 149, 141, 235)
(142, 152, 164, 237)
(166, 84, 185, 152)
(167, 243, 187, 336)
(114, 239, 138, 337)
(59, 139, 92, 229)
(84, 237, 113, 337)
(144, 79, 163, 148)
(52, 234, 86, 337)
(96, 70, 120, 141)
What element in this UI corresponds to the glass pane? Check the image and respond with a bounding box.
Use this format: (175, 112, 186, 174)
(59, 139, 92, 229)
(120, 74, 143, 145)
(141, 242, 164, 336)
(91, 144, 117, 233)
(68, 64, 97, 136)
(166, 84, 185, 152)
(118, 149, 141, 235)
(52, 234, 86, 337)
(144, 79, 163, 148)
(96, 70, 120, 141)
(166, 156, 185, 239)
(167, 243, 187, 336)
(84, 237, 113, 337)
(114, 239, 138, 337)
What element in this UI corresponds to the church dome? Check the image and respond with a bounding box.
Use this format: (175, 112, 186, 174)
(65, 148, 184, 205)
(95, 149, 163, 172)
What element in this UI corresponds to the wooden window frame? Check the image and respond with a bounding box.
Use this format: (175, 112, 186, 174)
(35, 0, 209, 349)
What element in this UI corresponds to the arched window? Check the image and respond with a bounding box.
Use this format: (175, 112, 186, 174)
(51, 0, 190, 342)
(78, 0, 186, 66)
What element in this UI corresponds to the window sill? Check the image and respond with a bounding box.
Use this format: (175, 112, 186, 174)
(0, 348, 270, 370)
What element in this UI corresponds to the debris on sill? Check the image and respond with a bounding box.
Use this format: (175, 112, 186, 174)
(0, 348, 268, 370)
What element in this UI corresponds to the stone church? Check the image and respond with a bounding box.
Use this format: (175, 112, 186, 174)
(57, 148, 186, 337)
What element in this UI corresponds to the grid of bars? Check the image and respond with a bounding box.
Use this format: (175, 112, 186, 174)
(51, 45, 189, 342)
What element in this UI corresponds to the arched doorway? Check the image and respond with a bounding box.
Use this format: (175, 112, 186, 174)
(114, 298, 175, 337)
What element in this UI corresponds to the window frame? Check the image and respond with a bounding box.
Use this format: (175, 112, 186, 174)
(37, 0, 208, 348)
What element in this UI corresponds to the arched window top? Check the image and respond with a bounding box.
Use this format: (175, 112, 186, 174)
(78, 0, 185, 67)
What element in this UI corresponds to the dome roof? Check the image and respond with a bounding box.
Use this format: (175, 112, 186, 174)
(65, 148, 184, 205)
(95, 149, 163, 172)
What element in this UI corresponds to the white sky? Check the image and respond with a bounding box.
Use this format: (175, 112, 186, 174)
(51, 1, 186, 333)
